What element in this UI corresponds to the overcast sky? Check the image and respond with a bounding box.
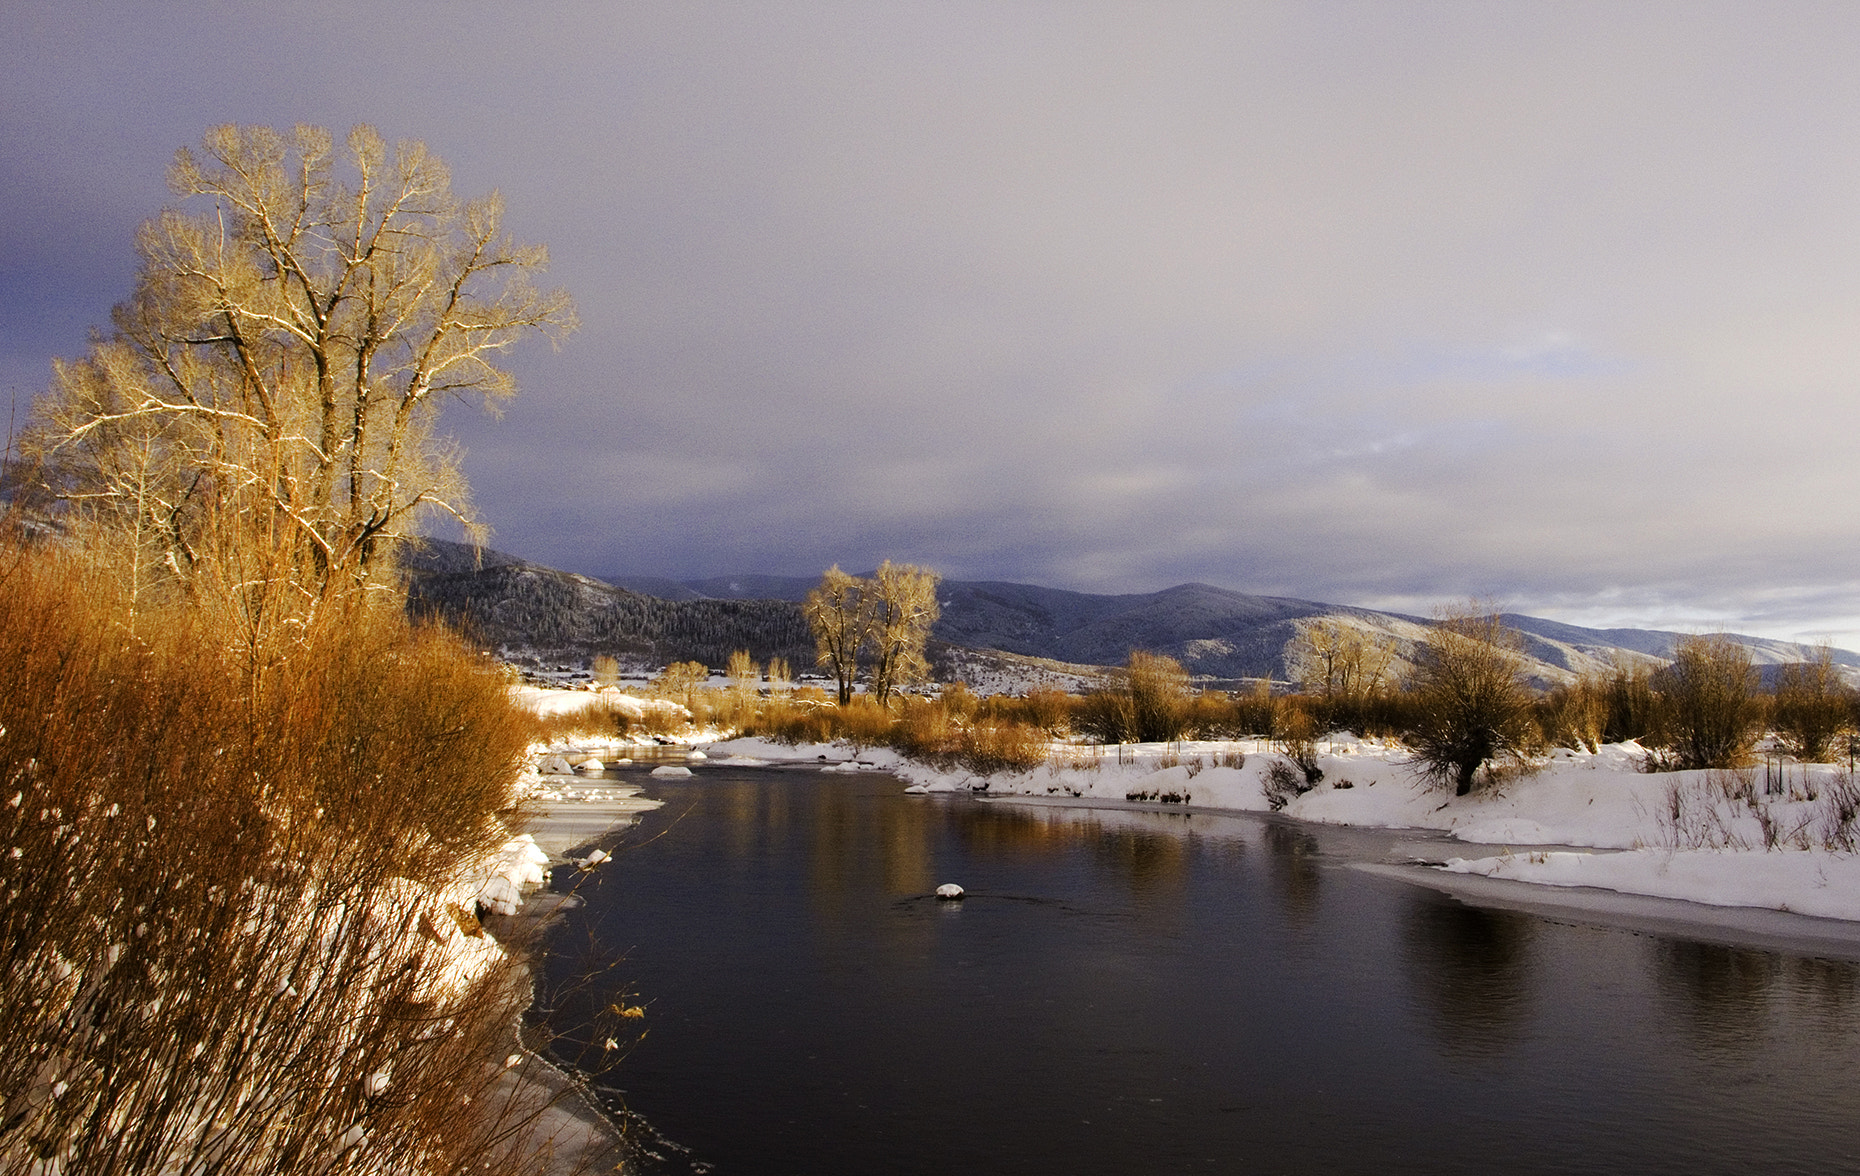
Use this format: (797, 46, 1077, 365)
(8, 2, 1860, 643)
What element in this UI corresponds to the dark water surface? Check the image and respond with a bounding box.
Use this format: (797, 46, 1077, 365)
(537, 769, 1860, 1175)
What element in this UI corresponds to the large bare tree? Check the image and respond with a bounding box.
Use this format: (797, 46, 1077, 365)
(27, 124, 575, 634)
(865, 560, 941, 706)
(803, 565, 868, 706)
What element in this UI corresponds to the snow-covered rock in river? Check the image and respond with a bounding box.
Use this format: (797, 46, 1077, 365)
(936, 883, 965, 900)
(478, 875, 524, 917)
(652, 765, 693, 778)
(463, 834, 552, 915)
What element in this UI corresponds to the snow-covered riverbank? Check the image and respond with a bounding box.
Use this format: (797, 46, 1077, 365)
(702, 733, 1860, 926)
(472, 754, 669, 1175)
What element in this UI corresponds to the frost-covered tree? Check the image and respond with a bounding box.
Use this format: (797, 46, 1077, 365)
(654, 660, 709, 711)
(800, 562, 942, 707)
(1286, 616, 1395, 700)
(592, 653, 621, 686)
(1773, 646, 1852, 763)
(1652, 633, 1762, 770)
(766, 656, 793, 691)
(725, 648, 761, 728)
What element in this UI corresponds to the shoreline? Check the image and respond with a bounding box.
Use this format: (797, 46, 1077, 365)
(701, 733, 1860, 962)
(488, 890, 628, 1176)
(978, 789, 1860, 962)
(1356, 860, 1860, 961)
(483, 734, 1860, 1176)
(488, 770, 668, 1175)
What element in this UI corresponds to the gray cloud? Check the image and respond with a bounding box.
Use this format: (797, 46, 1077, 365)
(9, 2, 1860, 643)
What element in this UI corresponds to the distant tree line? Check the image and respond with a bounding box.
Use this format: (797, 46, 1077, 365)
(539, 586, 1860, 809)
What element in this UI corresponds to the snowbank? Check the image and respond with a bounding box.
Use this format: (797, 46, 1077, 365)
(1440, 847, 1860, 922)
(708, 733, 1860, 924)
(868, 735, 1665, 849)
(452, 833, 552, 917)
(703, 736, 904, 770)
(511, 684, 690, 726)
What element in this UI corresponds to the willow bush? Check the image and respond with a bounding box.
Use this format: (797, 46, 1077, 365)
(1772, 648, 1853, 763)
(1401, 606, 1540, 796)
(0, 545, 591, 1176)
(1649, 634, 1764, 770)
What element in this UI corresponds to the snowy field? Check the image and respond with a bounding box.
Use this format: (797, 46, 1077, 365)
(703, 732, 1860, 925)
(511, 683, 693, 726)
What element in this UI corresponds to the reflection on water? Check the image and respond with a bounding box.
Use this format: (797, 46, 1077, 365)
(1400, 892, 1535, 1059)
(1085, 822, 1192, 905)
(948, 801, 1077, 862)
(547, 771, 1860, 1176)
(950, 802, 1195, 904)
(1787, 954, 1860, 1024)
(1655, 942, 1860, 1061)
(1656, 941, 1777, 1055)
(1262, 821, 1321, 924)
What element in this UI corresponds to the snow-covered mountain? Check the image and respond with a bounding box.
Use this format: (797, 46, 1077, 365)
(606, 562, 1860, 686)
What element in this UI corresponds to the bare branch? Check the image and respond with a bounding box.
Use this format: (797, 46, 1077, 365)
(29, 123, 576, 623)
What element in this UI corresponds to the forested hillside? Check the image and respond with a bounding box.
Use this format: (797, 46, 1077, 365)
(406, 554, 814, 668)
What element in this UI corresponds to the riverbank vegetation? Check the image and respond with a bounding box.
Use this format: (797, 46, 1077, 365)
(631, 604, 1858, 799)
(0, 543, 589, 1175)
(4, 124, 603, 1175)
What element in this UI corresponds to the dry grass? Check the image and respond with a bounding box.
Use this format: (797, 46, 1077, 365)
(746, 691, 840, 745)
(0, 542, 609, 1175)
(1537, 676, 1609, 752)
(526, 698, 635, 743)
(742, 691, 1048, 774)
(980, 687, 1074, 736)
(892, 696, 963, 766)
(956, 722, 1049, 774)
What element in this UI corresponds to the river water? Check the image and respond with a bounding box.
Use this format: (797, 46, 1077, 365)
(536, 767, 1860, 1175)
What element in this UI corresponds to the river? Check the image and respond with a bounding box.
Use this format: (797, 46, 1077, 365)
(536, 767, 1860, 1175)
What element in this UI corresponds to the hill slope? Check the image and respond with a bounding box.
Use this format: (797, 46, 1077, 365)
(404, 544, 813, 669)
(431, 544, 1860, 686)
(608, 563, 1860, 685)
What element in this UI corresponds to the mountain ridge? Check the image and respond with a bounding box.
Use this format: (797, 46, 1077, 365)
(406, 542, 1859, 685)
(606, 562, 1859, 682)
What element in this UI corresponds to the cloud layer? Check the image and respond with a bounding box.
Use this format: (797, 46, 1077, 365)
(9, 2, 1860, 642)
